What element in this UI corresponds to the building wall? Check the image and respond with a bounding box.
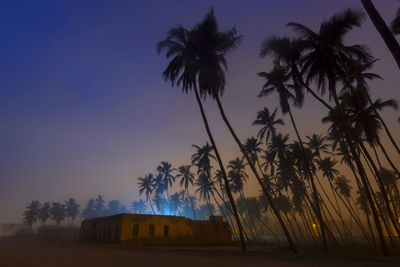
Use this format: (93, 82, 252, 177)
(80, 214, 231, 246)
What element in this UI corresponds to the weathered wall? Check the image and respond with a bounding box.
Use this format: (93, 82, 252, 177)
(80, 214, 123, 243)
(80, 214, 231, 246)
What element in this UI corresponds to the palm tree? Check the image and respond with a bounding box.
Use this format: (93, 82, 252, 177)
(170, 191, 184, 215)
(227, 158, 248, 195)
(191, 8, 296, 252)
(258, 63, 326, 250)
(360, 0, 400, 69)
(196, 172, 214, 216)
(252, 107, 284, 143)
(391, 6, 400, 34)
(156, 161, 176, 202)
(343, 58, 400, 155)
(335, 176, 352, 200)
(23, 200, 40, 232)
(157, 18, 246, 250)
(65, 198, 80, 226)
(94, 195, 105, 218)
(137, 173, 156, 214)
(289, 8, 389, 255)
(106, 200, 121, 215)
(176, 165, 197, 219)
(38, 202, 51, 225)
(306, 134, 331, 160)
(82, 198, 96, 219)
(50, 202, 66, 226)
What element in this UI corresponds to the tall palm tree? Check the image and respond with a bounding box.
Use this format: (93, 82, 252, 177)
(252, 107, 284, 143)
(157, 13, 246, 251)
(65, 198, 80, 226)
(23, 200, 40, 232)
(227, 157, 248, 195)
(289, 8, 389, 255)
(94, 195, 105, 218)
(38, 201, 51, 225)
(82, 198, 96, 219)
(258, 63, 326, 250)
(156, 161, 176, 202)
(343, 58, 400, 155)
(191, 8, 296, 252)
(360, 0, 400, 69)
(50, 202, 66, 226)
(176, 165, 197, 219)
(137, 173, 156, 214)
(196, 172, 214, 216)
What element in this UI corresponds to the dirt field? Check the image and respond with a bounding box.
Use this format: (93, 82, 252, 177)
(0, 237, 399, 267)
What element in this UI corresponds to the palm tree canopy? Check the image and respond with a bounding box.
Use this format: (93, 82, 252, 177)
(176, 165, 195, 189)
(190, 8, 242, 99)
(137, 173, 155, 201)
(391, 7, 400, 35)
(288, 8, 371, 97)
(252, 107, 284, 143)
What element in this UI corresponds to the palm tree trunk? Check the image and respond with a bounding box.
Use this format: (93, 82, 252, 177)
(358, 141, 400, 236)
(186, 189, 197, 219)
(215, 95, 297, 253)
(287, 107, 328, 250)
(361, 0, 400, 70)
(193, 86, 246, 251)
(330, 82, 389, 255)
(376, 139, 400, 179)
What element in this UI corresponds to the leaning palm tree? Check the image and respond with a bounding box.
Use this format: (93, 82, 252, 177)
(137, 173, 156, 214)
(289, 8, 389, 255)
(360, 0, 400, 69)
(258, 63, 327, 250)
(176, 165, 197, 219)
(191, 8, 296, 252)
(157, 11, 246, 251)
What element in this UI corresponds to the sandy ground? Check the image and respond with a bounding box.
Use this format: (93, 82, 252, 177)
(0, 238, 399, 267)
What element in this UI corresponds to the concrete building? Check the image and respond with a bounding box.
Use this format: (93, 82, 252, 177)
(80, 213, 232, 246)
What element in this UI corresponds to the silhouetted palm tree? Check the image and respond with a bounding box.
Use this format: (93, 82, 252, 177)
(38, 201, 51, 225)
(258, 63, 325, 250)
(82, 198, 96, 219)
(360, 0, 400, 69)
(106, 200, 121, 216)
(50, 202, 66, 226)
(138, 173, 156, 214)
(170, 191, 184, 215)
(252, 107, 284, 144)
(176, 165, 197, 219)
(94, 195, 105, 218)
(23, 200, 40, 232)
(65, 198, 80, 226)
(190, 9, 296, 252)
(289, 8, 388, 255)
(157, 9, 246, 250)
(157, 161, 176, 202)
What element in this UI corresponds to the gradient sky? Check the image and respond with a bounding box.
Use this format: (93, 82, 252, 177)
(1, 0, 400, 223)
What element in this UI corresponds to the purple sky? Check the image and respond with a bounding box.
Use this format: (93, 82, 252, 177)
(1, 0, 400, 222)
